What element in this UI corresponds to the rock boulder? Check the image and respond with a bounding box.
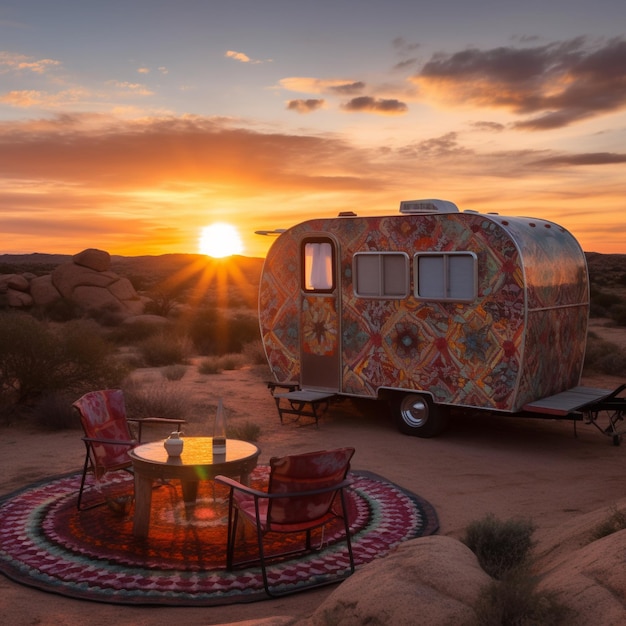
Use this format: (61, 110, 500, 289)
(303, 536, 491, 626)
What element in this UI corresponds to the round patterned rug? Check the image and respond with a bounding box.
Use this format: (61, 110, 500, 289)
(0, 468, 438, 605)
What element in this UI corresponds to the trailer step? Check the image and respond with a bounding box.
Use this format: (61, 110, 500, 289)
(273, 390, 336, 427)
(523, 386, 616, 416)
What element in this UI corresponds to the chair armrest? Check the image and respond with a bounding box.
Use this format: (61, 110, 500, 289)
(215, 475, 352, 500)
(214, 475, 268, 498)
(82, 436, 137, 447)
(262, 477, 353, 499)
(127, 417, 186, 424)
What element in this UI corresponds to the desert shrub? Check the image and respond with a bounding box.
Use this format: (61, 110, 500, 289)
(227, 420, 261, 442)
(138, 331, 191, 366)
(609, 303, 626, 327)
(184, 307, 259, 355)
(462, 514, 536, 580)
(473, 568, 571, 626)
(144, 289, 180, 317)
(589, 285, 622, 317)
(591, 507, 626, 540)
(584, 335, 626, 376)
(198, 357, 221, 375)
(42, 298, 84, 322)
(218, 353, 245, 371)
(87, 302, 126, 327)
(198, 354, 245, 375)
(107, 320, 165, 344)
(0, 313, 126, 405)
(29, 391, 78, 431)
(242, 339, 268, 365)
(162, 364, 187, 381)
(123, 382, 191, 421)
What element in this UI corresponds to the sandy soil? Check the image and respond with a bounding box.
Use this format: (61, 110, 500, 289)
(2, 354, 626, 625)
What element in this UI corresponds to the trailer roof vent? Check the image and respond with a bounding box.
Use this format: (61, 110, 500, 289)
(399, 199, 459, 214)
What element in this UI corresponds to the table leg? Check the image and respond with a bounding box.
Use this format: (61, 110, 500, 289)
(181, 480, 199, 504)
(133, 471, 153, 539)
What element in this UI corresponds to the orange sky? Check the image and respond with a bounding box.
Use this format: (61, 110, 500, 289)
(1, 3, 626, 258)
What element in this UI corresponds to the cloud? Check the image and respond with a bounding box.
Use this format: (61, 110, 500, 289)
(471, 121, 506, 132)
(279, 77, 365, 95)
(531, 152, 626, 167)
(0, 51, 61, 74)
(286, 99, 325, 113)
(0, 88, 92, 108)
(327, 81, 365, 96)
(341, 96, 408, 115)
(106, 81, 154, 96)
(1, 113, 625, 255)
(225, 50, 268, 64)
(411, 36, 626, 129)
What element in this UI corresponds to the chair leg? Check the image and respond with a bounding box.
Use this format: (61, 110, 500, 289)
(77, 450, 92, 510)
(225, 498, 238, 569)
(340, 489, 355, 574)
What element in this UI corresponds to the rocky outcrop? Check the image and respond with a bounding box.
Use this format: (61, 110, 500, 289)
(0, 248, 145, 319)
(297, 501, 626, 626)
(302, 536, 491, 626)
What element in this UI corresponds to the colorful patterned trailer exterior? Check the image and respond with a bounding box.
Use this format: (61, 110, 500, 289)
(259, 202, 589, 433)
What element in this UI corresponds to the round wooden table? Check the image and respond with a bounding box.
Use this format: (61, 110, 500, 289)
(128, 437, 261, 539)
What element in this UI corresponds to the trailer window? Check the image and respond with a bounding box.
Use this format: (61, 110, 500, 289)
(414, 252, 477, 301)
(354, 252, 409, 298)
(303, 239, 335, 292)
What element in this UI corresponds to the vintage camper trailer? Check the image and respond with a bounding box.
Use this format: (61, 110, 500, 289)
(259, 199, 596, 437)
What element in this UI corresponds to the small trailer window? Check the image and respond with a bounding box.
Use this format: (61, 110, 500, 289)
(354, 252, 409, 298)
(303, 239, 335, 292)
(415, 252, 477, 301)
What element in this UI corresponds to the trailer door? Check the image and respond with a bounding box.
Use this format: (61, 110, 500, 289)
(300, 237, 340, 391)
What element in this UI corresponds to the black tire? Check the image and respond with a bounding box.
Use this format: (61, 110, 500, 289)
(393, 393, 448, 437)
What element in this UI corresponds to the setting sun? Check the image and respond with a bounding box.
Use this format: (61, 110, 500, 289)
(199, 223, 244, 258)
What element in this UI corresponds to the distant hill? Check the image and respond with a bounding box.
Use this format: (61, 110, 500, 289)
(0, 253, 265, 310)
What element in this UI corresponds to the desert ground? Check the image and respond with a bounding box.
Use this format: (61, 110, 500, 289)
(1, 319, 626, 625)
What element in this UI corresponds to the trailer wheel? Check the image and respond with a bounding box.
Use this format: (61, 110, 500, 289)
(394, 393, 447, 437)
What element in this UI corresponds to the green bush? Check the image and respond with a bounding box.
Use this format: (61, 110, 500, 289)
(0, 313, 126, 405)
(462, 514, 536, 580)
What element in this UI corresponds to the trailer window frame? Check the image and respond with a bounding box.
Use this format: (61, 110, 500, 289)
(414, 251, 477, 302)
(353, 252, 410, 299)
(301, 237, 336, 293)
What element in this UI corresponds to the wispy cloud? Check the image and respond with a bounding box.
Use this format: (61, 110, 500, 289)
(411, 37, 626, 129)
(531, 152, 626, 166)
(279, 77, 365, 95)
(286, 99, 325, 113)
(106, 81, 154, 96)
(341, 96, 408, 115)
(0, 87, 92, 108)
(0, 51, 61, 75)
(225, 50, 269, 64)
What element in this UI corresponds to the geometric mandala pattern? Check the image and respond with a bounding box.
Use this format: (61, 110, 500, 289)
(260, 212, 588, 412)
(0, 468, 438, 606)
